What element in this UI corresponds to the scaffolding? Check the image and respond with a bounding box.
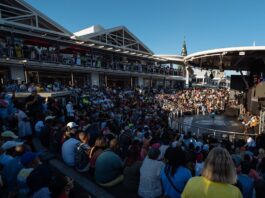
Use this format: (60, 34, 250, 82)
(259, 107, 265, 134)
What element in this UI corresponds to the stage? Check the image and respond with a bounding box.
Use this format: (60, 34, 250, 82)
(175, 114, 245, 135)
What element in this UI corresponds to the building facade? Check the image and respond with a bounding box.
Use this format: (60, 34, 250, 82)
(0, 0, 185, 89)
(192, 68, 226, 87)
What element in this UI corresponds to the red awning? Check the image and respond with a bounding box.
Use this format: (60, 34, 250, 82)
(60, 45, 90, 54)
(24, 39, 52, 47)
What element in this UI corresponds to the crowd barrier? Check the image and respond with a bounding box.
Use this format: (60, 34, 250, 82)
(170, 118, 258, 142)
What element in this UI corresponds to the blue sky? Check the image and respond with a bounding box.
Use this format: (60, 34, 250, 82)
(25, 0, 265, 55)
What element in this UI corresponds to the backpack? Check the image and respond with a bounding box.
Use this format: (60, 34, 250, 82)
(74, 143, 89, 171)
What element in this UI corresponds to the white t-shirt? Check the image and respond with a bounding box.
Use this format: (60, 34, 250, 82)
(61, 138, 80, 166)
(158, 144, 169, 160)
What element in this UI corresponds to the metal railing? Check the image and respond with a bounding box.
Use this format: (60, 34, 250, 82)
(170, 118, 258, 142)
(0, 54, 184, 76)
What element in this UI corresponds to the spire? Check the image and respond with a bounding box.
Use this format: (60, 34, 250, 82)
(181, 37, 187, 56)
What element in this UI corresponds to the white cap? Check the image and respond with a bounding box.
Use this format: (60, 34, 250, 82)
(1, 141, 23, 150)
(66, 122, 78, 129)
(45, 116, 55, 121)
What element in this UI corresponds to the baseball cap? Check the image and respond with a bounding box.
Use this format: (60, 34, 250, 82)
(45, 116, 55, 122)
(1, 131, 18, 139)
(66, 122, 78, 129)
(20, 151, 41, 166)
(1, 141, 23, 150)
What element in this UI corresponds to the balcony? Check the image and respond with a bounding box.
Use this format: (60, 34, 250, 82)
(0, 44, 184, 78)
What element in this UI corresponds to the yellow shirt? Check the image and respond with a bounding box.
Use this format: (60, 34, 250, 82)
(181, 176, 243, 198)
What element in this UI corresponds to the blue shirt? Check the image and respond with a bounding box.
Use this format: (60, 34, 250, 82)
(17, 168, 34, 194)
(0, 94, 15, 119)
(238, 174, 253, 198)
(2, 156, 23, 192)
(160, 166, 192, 198)
(0, 153, 13, 166)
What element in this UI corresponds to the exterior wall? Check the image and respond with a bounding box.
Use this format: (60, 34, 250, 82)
(91, 72, 100, 86)
(254, 82, 265, 98)
(138, 76, 144, 88)
(193, 68, 207, 78)
(193, 67, 225, 86)
(10, 66, 25, 83)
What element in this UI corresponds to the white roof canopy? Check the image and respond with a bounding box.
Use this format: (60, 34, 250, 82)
(74, 25, 153, 55)
(185, 46, 265, 71)
(0, 0, 73, 37)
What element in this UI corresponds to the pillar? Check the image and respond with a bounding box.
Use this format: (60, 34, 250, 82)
(105, 75, 108, 87)
(71, 72, 74, 86)
(24, 69, 28, 84)
(36, 71, 40, 83)
(130, 77, 133, 89)
(185, 68, 189, 88)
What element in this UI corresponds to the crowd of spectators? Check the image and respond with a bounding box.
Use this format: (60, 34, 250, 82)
(3, 80, 82, 93)
(1, 84, 265, 198)
(0, 37, 183, 76)
(157, 88, 229, 117)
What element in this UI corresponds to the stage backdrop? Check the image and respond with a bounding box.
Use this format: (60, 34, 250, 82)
(230, 75, 249, 91)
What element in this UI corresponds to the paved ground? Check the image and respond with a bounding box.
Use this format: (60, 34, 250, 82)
(177, 114, 244, 134)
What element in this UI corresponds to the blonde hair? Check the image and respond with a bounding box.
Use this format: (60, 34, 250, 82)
(202, 147, 236, 184)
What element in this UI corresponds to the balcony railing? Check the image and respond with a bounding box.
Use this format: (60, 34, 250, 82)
(0, 45, 184, 76)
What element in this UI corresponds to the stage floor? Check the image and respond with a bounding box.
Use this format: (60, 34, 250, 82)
(177, 114, 244, 134)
